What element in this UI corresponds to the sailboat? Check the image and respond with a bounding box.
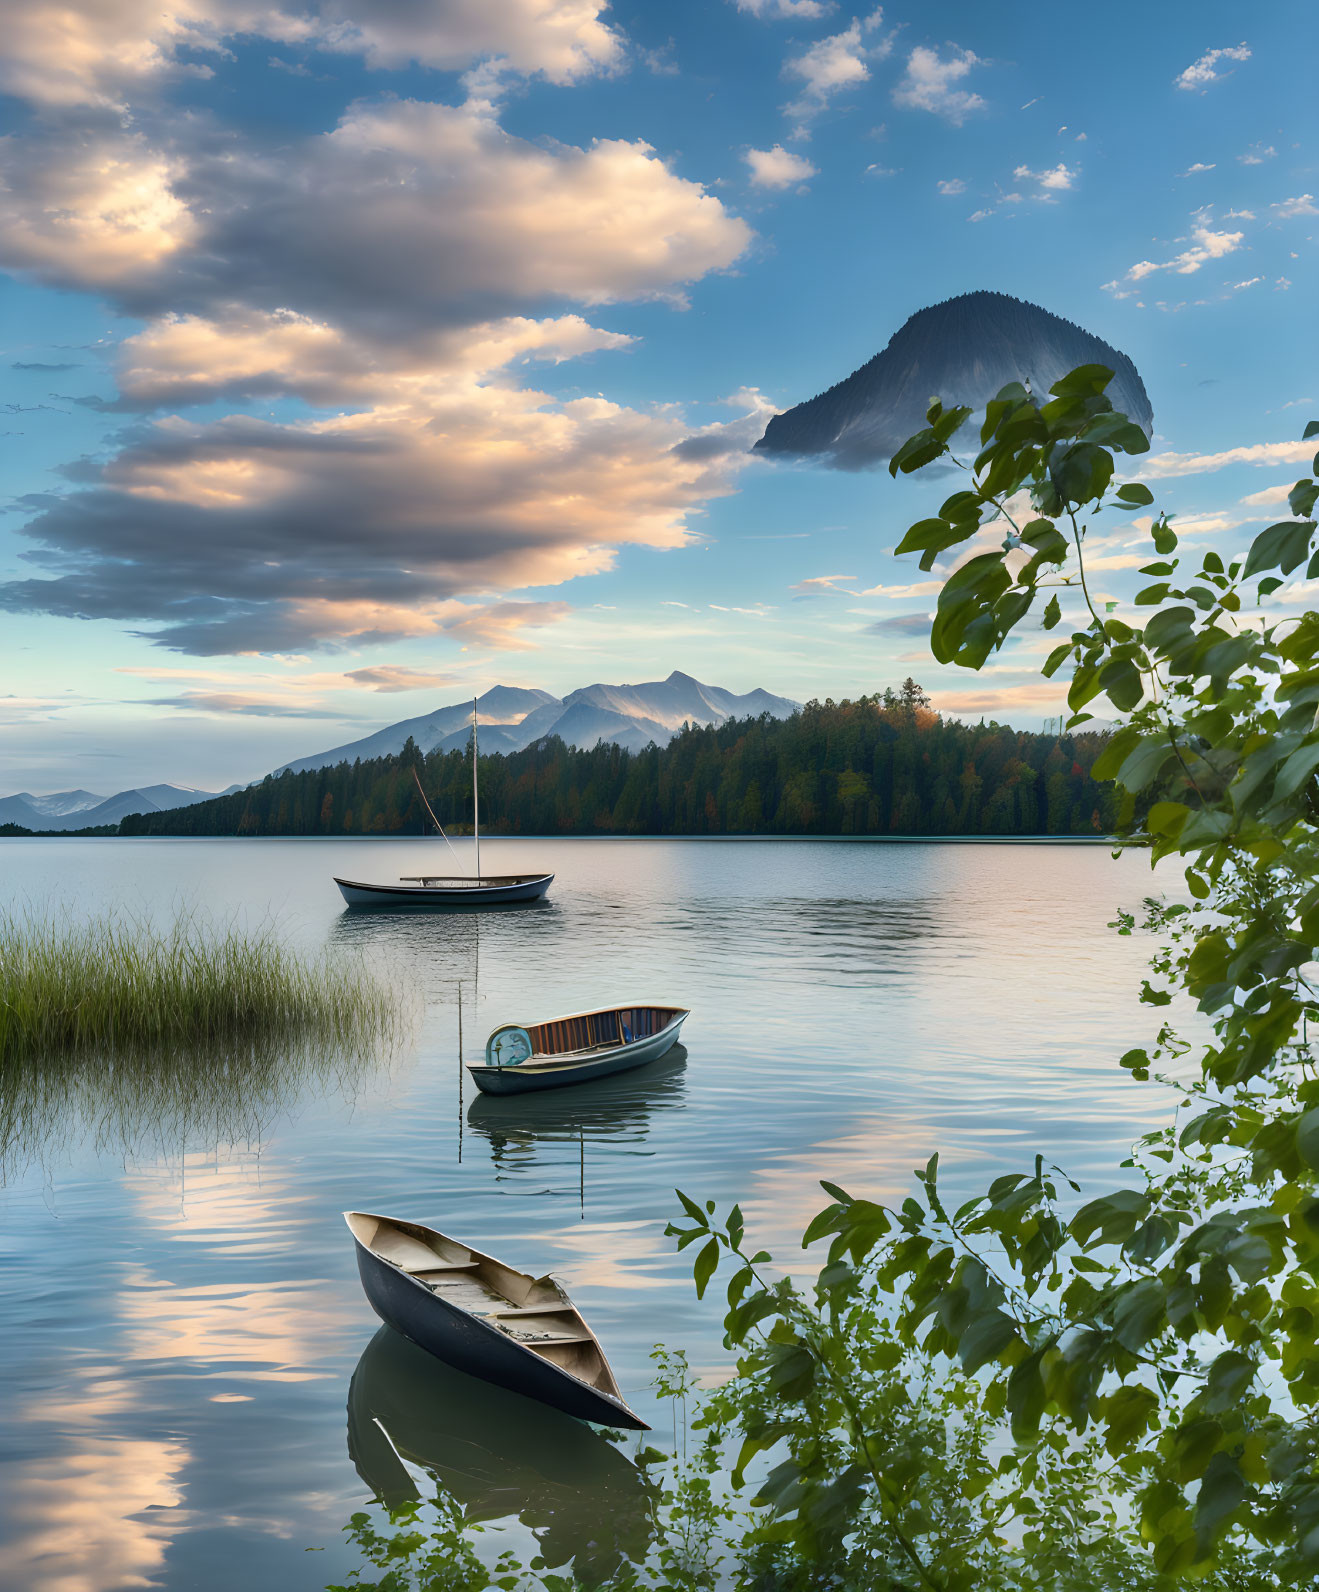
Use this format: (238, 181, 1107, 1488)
(334, 699, 554, 908)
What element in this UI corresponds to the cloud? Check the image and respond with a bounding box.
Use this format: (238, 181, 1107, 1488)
(342, 666, 461, 693)
(107, 309, 634, 409)
(933, 681, 1065, 716)
(1238, 143, 1276, 164)
(1240, 482, 1304, 507)
(2, 358, 766, 652)
(0, 102, 752, 333)
(865, 613, 933, 635)
(0, 0, 625, 108)
(11, 361, 82, 372)
(144, 690, 344, 716)
(1142, 439, 1316, 478)
(745, 144, 818, 189)
(1273, 195, 1319, 219)
(734, 0, 829, 16)
(784, 11, 888, 123)
(1178, 162, 1216, 176)
(1104, 214, 1245, 291)
(857, 579, 942, 597)
(1175, 42, 1251, 92)
(892, 44, 985, 125)
(1012, 161, 1077, 196)
(936, 178, 965, 196)
(790, 574, 857, 594)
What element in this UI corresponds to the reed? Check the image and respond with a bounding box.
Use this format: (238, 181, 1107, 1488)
(0, 908, 395, 1062)
(0, 909, 402, 1179)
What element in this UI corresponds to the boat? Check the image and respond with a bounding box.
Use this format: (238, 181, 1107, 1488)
(335, 699, 553, 908)
(343, 1210, 648, 1429)
(467, 1004, 689, 1096)
(347, 1325, 653, 1577)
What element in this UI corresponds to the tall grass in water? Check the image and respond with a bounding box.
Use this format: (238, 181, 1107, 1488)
(0, 910, 401, 1178)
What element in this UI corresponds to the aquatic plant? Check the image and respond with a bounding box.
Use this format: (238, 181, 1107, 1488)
(0, 909, 401, 1177)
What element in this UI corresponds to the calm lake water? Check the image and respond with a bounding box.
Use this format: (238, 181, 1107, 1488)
(0, 836, 1180, 1590)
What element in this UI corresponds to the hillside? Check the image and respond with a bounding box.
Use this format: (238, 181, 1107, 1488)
(119, 690, 1117, 840)
(756, 291, 1153, 469)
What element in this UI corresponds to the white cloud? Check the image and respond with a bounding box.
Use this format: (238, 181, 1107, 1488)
(1231, 276, 1263, 290)
(734, 0, 829, 17)
(0, 0, 626, 108)
(968, 208, 993, 223)
(1174, 42, 1251, 92)
(1240, 483, 1301, 506)
(1105, 214, 1245, 291)
(790, 575, 857, 593)
(892, 44, 985, 125)
(1178, 162, 1216, 176)
(1238, 143, 1276, 164)
(936, 178, 965, 196)
(1142, 439, 1316, 479)
(784, 11, 888, 123)
(1013, 161, 1077, 196)
(1273, 195, 1319, 218)
(745, 144, 818, 189)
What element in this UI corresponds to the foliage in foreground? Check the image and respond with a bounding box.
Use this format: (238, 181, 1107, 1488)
(666, 379, 1319, 1584)
(326, 375, 1319, 1589)
(116, 691, 1115, 840)
(0, 909, 397, 1066)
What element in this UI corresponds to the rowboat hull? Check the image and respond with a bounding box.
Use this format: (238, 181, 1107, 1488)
(468, 1015, 686, 1095)
(335, 873, 553, 908)
(345, 1213, 646, 1429)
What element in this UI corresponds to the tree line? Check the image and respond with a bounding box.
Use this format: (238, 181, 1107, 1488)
(114, 684, 1118, 839)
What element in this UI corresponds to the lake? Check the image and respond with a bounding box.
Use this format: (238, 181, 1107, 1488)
(0, 836, 1179, 1590)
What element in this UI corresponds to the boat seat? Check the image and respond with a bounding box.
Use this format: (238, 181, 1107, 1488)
(488, 1305, 576, 1317)
(372, 1229, 473, 1272)
(411, 1263, 483, 1278)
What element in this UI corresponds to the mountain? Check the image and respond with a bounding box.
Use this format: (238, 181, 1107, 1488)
(278, 685, 558, 775)
(277, 671, 800, 774)
(0, 782, 241, 831)
(755, 290, 1153, 470)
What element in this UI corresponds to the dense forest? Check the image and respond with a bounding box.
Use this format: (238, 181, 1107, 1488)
(113, 686, 1118, 839)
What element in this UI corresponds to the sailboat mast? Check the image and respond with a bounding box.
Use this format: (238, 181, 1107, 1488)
(471, 696, 481, 881)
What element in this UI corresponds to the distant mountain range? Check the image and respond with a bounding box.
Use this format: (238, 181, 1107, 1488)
(0, 783, 242, 832)
(277, 671, 800, 774)
(755, 290, 1153, 470)
(4, 673, 801, 825)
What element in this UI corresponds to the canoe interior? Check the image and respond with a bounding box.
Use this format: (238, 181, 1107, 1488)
(345, 1212, 623, 1401)
(527, 1006, 686, 1061)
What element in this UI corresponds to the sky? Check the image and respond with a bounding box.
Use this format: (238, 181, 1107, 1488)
(0, 0, 1314, 793)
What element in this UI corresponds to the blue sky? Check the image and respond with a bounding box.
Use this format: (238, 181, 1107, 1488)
(0, 0, 1313, 791)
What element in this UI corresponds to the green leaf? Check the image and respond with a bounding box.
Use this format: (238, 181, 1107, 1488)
(958, 1309, 1019, 1374)
(1103, 1384, 1159, 1455)
(1116, 482, 1155, 506)
(1297, 1108, 1319, 1173)
(1202, 1350, 1256, 1414)
(692, 1237, 721, 1299)
(1243, 519, 1314, 579)
(1043, 594, 1062, 630)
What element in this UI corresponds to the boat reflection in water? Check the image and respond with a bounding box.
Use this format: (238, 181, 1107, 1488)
(348, 1325, 654, 1580)
(466, 1047, 687, 1184)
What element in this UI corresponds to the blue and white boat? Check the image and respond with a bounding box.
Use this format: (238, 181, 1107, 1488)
(467, 1004, 689, 1096)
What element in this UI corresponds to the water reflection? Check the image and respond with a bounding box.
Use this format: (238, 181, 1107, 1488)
(466, 1048, 688, 1211)
(0, 1035, 382, 1186)
(346, 1326, 654, 1580)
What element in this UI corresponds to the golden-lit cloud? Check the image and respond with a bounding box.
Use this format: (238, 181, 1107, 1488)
(0, 0, 625, 108)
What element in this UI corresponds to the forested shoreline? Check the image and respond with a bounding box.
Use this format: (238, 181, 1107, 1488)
(92, 689, 1119, 840)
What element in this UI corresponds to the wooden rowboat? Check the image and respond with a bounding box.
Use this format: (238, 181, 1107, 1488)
(344, 1211, 648, 1429)
(467, 1004, 689, 1097)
